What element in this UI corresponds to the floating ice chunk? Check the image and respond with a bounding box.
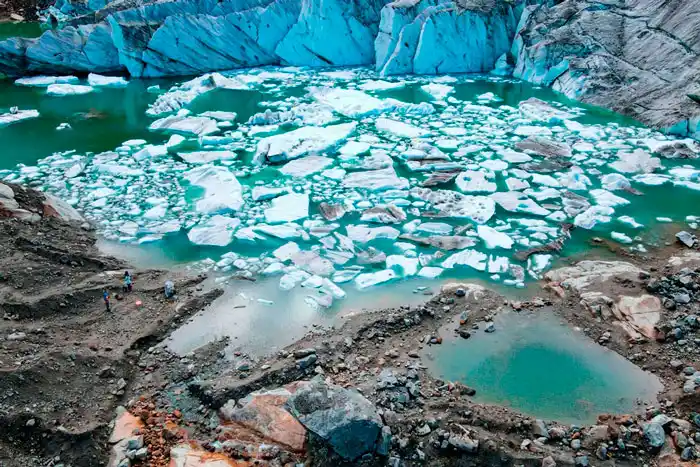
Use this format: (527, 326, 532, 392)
(311, 88, 392, 118)
(355, 269, 397, 289)
(94, 163, 144, 177)
(185, 165, 243, 213)
(531, 174, 560, 188)
(347, 225, 399, 243)
(199, 111, 237, 122)
(513, 125, 552, 136)
(611, 232, 633, 244)
(87, 73, 128, 87)
(187, 215, 240, 246)
(455, 171, 497, 193)
(590, 189, 629, 207)
(415, 222, 453, 235)
(321, 278, 346, 299)
(264, 193, 309, 224)
(149, 115, 219, 136)
(255, 123, 357, 163)
(417, 267, 443, 279)
(359, 80, 406, 91)
(360, 205, 406, 224)
(147, 73, 248, 116)
(339, 141, 371, 156)
(375, 118, 429, 139)
(601, 173, 631, 191)
(262, 263, 285, 275)
(386, 98, 436, 116)
(477, 225, 513, 249)
(280, 269, 312, 291)
(0, 109, 39, 127)
(15, 75, 79, 87)
(46, 84, 94, 96)
(519, 98, 574, 122)
(322, 168, 346, 180)
(143, 204, 167, 220)
(558, 169, 591, 190)
(528, 254, 552, 277)
(442, 249, 487, 271)
(413, 189, 496, 224)
(574, 206, 615, 229)
(618, 216, 643, 228)
(491, 191, 550, 216)
(499, 149, 532, 163)
(273, 242, 301, 261)
(477, 92, 502, 103)
(387, 255, 420, 277)
(485, 255, 508, 274)
(656, 217, 673, 222)
(505, 178, 530, 191)
(279, 156, 334, 177)
(420, 83, 453, 100)
(609, 149, 661, 174)
(333, 269, 362, 283)
(179, 150, 237, 164)
(252, 186, 288, 202)
(342, 167, 408, 191)
(633, 174, 669, 185)
(255, 223, 306, 240)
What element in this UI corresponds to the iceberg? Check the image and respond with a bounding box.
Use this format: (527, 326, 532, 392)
(347, 225, 400, 243)
(386, 255, 420, 276)
(46, 84, 94, 96)
(311, 88, 392, 118)
(477, 225, 514, 249)
(147, 73, 249, 116)
(342, 167, 409, 191)
(455, 170, 497, 193)
(0, 109, 39, 127)
(279, 156, 334, 177)
(420, 83, 453, 100)
(15, 75, 79, 87)
(355, 269, 397, 289)
(375, 118, 429, 138)
(252, 186, 288, 202)
(149, 115, 219, 137)
(412, 189, 495, 224)
(255, 123, 357, 164)
(179, 150, 237, 164)
(87, 73, 128, 87)
(491, 191, 550, 216)
(264, 193, 309, 223)
(187, 215, 240, 246)
(184, 165, 244, 213)
(442, 249, 488, 271)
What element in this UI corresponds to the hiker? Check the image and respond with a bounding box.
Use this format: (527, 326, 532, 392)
(103, 289, 111, 312)
(164, 280, 175, 299)
(123, 271, 133, 293)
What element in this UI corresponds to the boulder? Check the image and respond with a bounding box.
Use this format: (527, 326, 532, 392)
(285, 379, 384, 460)
(612, 295, 662, 340)
(220, 384, 307, 452)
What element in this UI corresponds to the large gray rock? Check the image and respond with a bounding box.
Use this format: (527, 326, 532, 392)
(285, 379, 383, 460)
(512, 0, 700, 136)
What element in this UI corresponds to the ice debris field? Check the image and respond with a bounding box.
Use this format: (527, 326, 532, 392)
(2, 67, 700, 309)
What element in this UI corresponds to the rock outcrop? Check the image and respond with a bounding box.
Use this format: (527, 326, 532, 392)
(512, 0, 700, 136)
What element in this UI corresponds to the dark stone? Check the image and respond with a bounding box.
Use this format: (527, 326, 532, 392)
(296, 354, 317, 369)
(285, 378, 384, 461)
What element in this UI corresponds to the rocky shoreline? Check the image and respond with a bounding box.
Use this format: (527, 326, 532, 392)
(1, 182, 699, 467)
